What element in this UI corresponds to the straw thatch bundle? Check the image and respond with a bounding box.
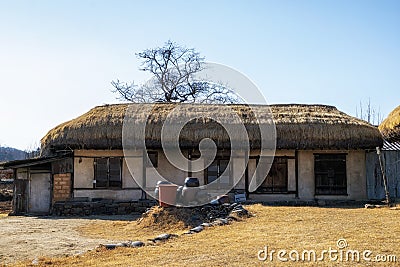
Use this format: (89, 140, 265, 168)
(40, 103, 382, 156)
(379, 105, 400, 142)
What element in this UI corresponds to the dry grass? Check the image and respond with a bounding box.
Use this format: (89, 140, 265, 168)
(379, 105, 400, 141)
(77, 205, 247, 241)
(78, 206, 192, 241)
(10, 204, 400, 266)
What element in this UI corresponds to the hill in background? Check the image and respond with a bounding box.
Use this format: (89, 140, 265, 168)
(0, 147, 27, 162)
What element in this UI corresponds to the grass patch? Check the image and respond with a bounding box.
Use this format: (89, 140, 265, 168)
(11, 204, 400, 266)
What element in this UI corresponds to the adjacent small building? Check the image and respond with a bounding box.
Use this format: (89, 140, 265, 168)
(366, 105, 400, 200)
(1, 103, 383, 214)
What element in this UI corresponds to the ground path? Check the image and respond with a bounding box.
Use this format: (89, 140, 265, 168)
(0, 214, 138, 265)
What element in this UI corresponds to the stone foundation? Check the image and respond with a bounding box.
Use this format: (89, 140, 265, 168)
(52, 199, 157, 216)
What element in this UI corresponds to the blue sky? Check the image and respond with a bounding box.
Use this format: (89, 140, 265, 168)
(0, 0, 399, 150)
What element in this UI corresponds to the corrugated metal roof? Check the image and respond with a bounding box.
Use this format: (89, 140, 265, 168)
(383, 139, 400, 151)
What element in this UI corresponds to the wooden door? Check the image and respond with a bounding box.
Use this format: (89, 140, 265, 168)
(14, 179, 28, 214)
(29, 172, 51, 214)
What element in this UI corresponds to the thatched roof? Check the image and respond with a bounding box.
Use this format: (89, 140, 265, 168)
(379, 105, 400, 142)
(40, 103, 382, 156)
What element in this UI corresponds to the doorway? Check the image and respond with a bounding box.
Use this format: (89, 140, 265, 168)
(29, 172, 51, 214)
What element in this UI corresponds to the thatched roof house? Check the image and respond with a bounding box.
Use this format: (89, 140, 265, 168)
(379, 105, 400, 143)
(3, 103, 384, 215)
(41, 103, 382, 156)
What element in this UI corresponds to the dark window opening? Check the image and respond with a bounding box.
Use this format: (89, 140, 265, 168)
(147, 151, 158, 168)
(205, 158, 231, 188)
(314, 154, 347, 195)
(94, 157, 122, 188)
(256, 157, 288, 193)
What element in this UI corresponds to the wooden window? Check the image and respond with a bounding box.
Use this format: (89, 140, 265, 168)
(205, 158, 231, 187)
(94, 157, 122, 188)
(256, 157, 288, 193)
(314, 154, 347, 195)
(146, 151, 158, 168)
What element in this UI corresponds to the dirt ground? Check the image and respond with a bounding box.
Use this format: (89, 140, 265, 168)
(9, 205, 400, 267)
(0, 214, 139, 265)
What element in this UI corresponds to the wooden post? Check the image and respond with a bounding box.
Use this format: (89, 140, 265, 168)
(12, 169, 17, 214)
(376, 147, 390, 206)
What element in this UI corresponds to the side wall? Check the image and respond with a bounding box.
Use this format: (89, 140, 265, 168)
(73, 149, 189, 201)
(72, 149, 368, 202)
(248, 150, 367, 201)
(248, 150, 297, 201)
(146, 150, 188, 188)
(73, 150, 142, 201)
(297, 150, 367, 200)
(366, 150, 400, 199)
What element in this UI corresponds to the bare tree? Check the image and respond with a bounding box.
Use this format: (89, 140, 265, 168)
(356, 98, 383, 125)
(112, 40, 241, 103)
(25, 141, 40, 159)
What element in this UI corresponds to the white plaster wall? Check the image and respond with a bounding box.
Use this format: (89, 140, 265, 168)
(146, 151, 188, 187)
(145, 167, 164, 188)
(123, 157, 141, 188)
(346, 150, 367, 200)
(74, 150, 121, 189)
(122, 150, 143, 188)
(74, 157, 94, 188)
(191, 157, 205, 185)
(297, 150, 368, 200)
(287, 158, 296, 191)
(297, 151, 315, 200)
(247, 158, 256, 180)
(233, 157, 246, 190)
(74, 150, 143, 189)
(71, 149, 368, 201)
